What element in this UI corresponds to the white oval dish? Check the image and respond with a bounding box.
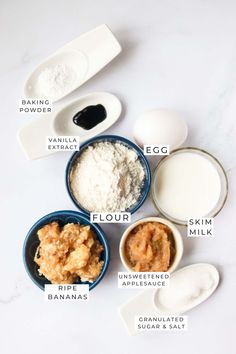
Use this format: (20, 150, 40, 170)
(119, 217, 183, 274)
(153, 263, 219, 314)
(133, 109, 188, 151)
(52, 92, 122, 139)
(23, 24, 122, 102)
(118, 263, 219, 336)
(17, 92, 122, 160)
(25, 50, 88, 101)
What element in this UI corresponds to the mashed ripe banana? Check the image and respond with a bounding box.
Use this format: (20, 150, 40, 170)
(34, 222, 104, 284)
(125, 222, 175, 272)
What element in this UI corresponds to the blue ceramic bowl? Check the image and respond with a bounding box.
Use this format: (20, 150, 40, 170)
(23, 210, 110, 291)
(65, 135, 151, 215)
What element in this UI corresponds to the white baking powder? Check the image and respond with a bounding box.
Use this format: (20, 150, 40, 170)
(70, 142, 145, 212)
(36, 64, 76, 99)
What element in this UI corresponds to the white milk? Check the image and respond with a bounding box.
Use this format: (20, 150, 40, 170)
(155, 152, 221, 221)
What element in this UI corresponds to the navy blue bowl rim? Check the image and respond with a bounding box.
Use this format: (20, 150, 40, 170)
(65, 134, 151, 215)
(23, 210, 110, 291)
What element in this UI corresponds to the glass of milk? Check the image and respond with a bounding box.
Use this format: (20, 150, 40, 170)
(151, 147, 228, 225)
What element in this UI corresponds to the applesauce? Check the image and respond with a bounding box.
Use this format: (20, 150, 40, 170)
(124, 222, 175, 272)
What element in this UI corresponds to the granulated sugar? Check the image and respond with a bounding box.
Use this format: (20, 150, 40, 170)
(70, 142, 145, 212)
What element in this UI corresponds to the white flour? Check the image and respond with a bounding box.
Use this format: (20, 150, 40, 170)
(70, 142, 145, 212)
(36, 64, 76, 99)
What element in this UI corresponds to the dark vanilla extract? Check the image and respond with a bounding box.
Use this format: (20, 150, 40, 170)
(73, 104, 107, 130)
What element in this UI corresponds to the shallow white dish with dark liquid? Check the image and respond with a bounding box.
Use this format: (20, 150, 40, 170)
(18, 92, 122, 160)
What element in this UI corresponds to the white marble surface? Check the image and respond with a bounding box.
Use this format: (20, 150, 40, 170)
(1, 0, 236, 353)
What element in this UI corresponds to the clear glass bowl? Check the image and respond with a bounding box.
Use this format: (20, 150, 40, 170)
(151, 147, 228, 225)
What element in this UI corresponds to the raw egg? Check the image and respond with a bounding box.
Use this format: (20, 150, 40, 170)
(133, 109, 188, 150)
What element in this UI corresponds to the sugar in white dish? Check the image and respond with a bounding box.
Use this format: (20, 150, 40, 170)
(70, 142, 145, 212)
(154, 151, 221, 221)
(36, 64, 77, 100)
(154, 264, 218, 313)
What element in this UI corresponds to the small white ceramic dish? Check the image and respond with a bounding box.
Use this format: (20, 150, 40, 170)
(17, 92, 122, 160)
(24, 24, 122, 102)
(119, 263, 219, 335)
(153, 263, 219, 314)
(119, 217, 183, 273)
